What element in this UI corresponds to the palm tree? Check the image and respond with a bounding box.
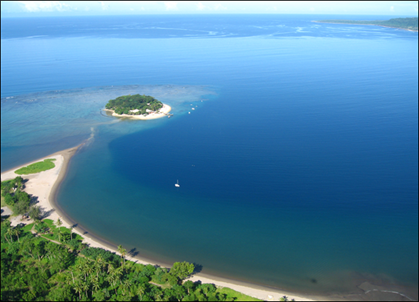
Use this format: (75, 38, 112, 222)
(93, 256, 102, 278)
(73, 281, 83, 300)
(33, 219, 41, 233)
(84, 261, 95, 280)
(13, 227, 21, 243)
(117, 245, 127, 267)
(107, 264, 121, 287)
(76, 260, 87, 281)
(81, 281, 89, 299)
(136, 284, 146, 301)
(154, 290, 163, 301)
(69, 270, 75, 284)
(4, 229, 10, 243)
(92, 278, 101, 297)
(56, 218, 62, 227)
(6, 228, 14, 243)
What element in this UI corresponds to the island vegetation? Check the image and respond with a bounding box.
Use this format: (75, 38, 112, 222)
(14, 159, 56, 175)
(1, 176, 275, 301)
(1, 177, 41, 219)
(105, 94, 163, 116)
(316, 17, 418, 31)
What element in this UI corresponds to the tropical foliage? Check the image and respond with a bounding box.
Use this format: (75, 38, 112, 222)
(1, 177, 34, 216)
(1, 218, 261, 301)
(318, 17, 418, 31)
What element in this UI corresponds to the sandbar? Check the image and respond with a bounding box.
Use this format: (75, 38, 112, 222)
(1, 147, 313, 301)
(103, 103, 172, 120)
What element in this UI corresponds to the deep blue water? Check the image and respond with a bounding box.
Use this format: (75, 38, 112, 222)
(1, 15, 418, 299)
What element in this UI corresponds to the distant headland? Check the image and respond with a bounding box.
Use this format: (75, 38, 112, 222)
(104, 94, 172, 119)
(314, 17, 418, 32)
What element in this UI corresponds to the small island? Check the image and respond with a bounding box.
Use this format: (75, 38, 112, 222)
(104, 94, 172, 120)
(314, 17, 418, 32)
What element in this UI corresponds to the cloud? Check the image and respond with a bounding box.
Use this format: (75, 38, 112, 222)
(164, 1, 178, 11)
(18, 1, 69, 12)
(213, 3, 227, 11)
(196, 2, 206, 11)
(390, 6, 394, 12)
(100, 1, 109, 10)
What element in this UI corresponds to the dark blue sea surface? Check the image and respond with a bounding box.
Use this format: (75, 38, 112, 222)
(1, 15, 418, 299)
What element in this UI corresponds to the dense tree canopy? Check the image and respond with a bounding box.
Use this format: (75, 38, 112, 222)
(1, 217, 263, 301)
(1, 177, 32, 216)
(105, 94, 163, 115)
(317, 17, 418, 31)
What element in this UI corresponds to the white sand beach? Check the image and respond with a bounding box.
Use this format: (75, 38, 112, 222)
(1, 146, 78, 227)
(1, 147, 313, 301)
(104, 103, 172, 120)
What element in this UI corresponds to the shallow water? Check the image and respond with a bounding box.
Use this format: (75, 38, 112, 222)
(1, 14, 418, 299)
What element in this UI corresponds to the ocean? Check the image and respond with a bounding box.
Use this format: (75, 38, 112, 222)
(1, 14, 418, 300)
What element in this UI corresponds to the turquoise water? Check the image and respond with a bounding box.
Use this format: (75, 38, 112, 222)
(1, 15, 418, 299)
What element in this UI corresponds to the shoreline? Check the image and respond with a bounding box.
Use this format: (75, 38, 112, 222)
(312, 20, 418, 32)
(1, 148, 314, 301)
(103, 103, 172, 120)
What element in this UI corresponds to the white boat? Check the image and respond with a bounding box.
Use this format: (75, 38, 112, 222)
(175, 180, 180, 187)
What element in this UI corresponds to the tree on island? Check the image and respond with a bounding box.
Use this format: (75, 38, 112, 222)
(170, 261, 195, 281)
(28, 205, 41, 221)
(105, 94, 163, 116)
(117, 244, 127, 266)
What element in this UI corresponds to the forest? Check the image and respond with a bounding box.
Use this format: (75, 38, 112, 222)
(317, 17, 418, 31)
(1, 177, 275, 301)
(105, 94, 163, 115)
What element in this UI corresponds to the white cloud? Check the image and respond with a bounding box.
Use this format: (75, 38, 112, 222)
(164, 1, 178, 11)
(100, 1, 109, 10)
(213, 3, 227, 11)
(18, 1, 69, 12)
(390, 6, 394, 12)
(197, 2, 206, 11)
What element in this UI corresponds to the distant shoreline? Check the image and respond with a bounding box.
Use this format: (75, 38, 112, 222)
(103, 103, 172, 120)
(1, 146, 314, 301)
(312, 20, 418, 32)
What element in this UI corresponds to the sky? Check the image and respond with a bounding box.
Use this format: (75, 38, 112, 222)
(1, 1, 418, 17)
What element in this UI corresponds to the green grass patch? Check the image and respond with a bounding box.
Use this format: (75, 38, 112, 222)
(43, 219, 56, 229)
(14, 158, 56, 175)
(22, 223, 34, 232)
(216, 287, 262, 301)
(1, 195, 6, 207)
